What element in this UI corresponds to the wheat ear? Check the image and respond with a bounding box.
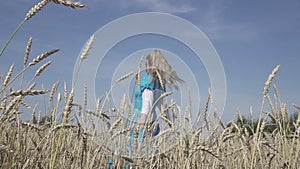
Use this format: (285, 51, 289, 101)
(80, 35, 95, 61)
(64, 82, 68, 102)
(29, 49, 60, 66)
(137, 56, 143, 87)
(31, 104, 38, 123)
(51, 0, 86, 8)
(263, 65, 280, 97)
(9, 89, 49, 97)
(24, 37, 33, 66)
(155, 69, 164, 89)
(1, 93, 8, 112)
(252, 65, 281, 168)
(83, 82, 87, 108)
(110, 118, 123, 130)
(115, 72, 134, 84)
(19, 37, 34, 88)
(5, 96, 22, 114)
(34, 61, 52, 77)
(73, 35, 94, 86)
(25, 0, 50, 21)
(49, 81, 59, 102)
(2, 64, 14, 87)
(63, 89, 74, 122)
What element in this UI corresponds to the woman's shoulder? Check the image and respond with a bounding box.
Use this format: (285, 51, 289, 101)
(140, 74, 156, 91)
(141, 74, 151, 84)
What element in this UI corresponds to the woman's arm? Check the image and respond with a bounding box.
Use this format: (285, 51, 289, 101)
(138, 89, 153, 128)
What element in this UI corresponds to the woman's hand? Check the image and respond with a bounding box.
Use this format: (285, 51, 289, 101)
(138, 113, 147, 129)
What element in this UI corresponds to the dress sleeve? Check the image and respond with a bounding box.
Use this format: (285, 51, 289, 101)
(140, 89, 154, 115)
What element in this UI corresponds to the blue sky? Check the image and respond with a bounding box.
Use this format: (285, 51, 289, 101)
(0, 0, 300, 122)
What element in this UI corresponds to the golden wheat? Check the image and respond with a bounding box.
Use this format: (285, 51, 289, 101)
(51, 0, 86, 8)
(24, 37, 33, 66)
(9, 89, 49, 97)
(80, 35, 95, 61)
(115, 71, 134, 84)
(49, 81, 59, 102)
(137, 56, 143, 87)
(63, 89, 74, 121)
(263, 65, 280, 97)
(29, 49, 60, 66)
(25, 0, 50, 21)
(64, 82, 68, 102)
(1, 3, 299, 168)
(34, 60, 52, 77)
(2, 64, 14, 87)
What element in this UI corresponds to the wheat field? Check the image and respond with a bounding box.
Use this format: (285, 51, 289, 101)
(1, 1, 300, 169)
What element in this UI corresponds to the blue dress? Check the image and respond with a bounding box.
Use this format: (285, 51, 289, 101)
(111, 75, 165, 168)
(130, 74, 164, 139)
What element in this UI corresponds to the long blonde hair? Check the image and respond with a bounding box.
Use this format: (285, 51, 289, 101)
(146, 50, 184, 90)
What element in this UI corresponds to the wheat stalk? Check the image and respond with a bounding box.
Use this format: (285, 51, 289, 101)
(63, 89, 74, 122)
(51, 0, 86, 8)
(110, 118, 123, 130)
(295, 110, 300, 134)
(21, 122, 42, 131)
(251, 65, 281, 168)
(57, 92, 62, 104)
(273, 84, 280, 99)
(155, 69, 164, 89)
(160, 114, 174, 127)
(20, 37, 34, 88)
(49, 81, 59, 102)
(51, 107, 57, 123)
(111, 126, 133, 138)
(29, 49, 60, 66)
(9, 89, 49, 97)
(203, 111, 210, 131)
(263, 65, 280, 98)
(51, 89, 74, 169)
(24, 37, 33, 66)
(115, 71, 134, 84)
(34, 61, 52, 77)
(26, 82, 36, 91)
(31, 104, 38, 123)
(214, 111, 225, 129)
(119, 94, 127, 115)
(73, 35, 94, 86)
(24, 61, 53, 88)
(37, 110, 42, 124)
(96, 96, 104, 114)
(1, 0, 48, 58)
(1, 93, 8, 112)
(25, 0, 50, 21)
(137, 56, 143, 87)
(52, 124, 78, 131)
(293, 104, 300, 111)
(0, 0, 86, 59)
(86, 108, 109, 120)
(25, 0, 86, 21)
(2, 64, 14, 87)
(83, 81, 87, 108)
(80, 35, 95, 61)
(64, 82, 68, 102)
(189, 144, 219, 160)
(5, 96, 22, 114)
(267, 95, 275, 115)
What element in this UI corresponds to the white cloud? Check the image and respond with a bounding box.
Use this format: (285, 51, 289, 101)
(134, 0, 195, 14)
(194, 2, 259, 42)
(88, 0, 196, 14)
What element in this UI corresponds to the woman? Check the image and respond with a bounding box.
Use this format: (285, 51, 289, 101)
(133, 49, 184, 140)
(109, 50, 183, 168)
